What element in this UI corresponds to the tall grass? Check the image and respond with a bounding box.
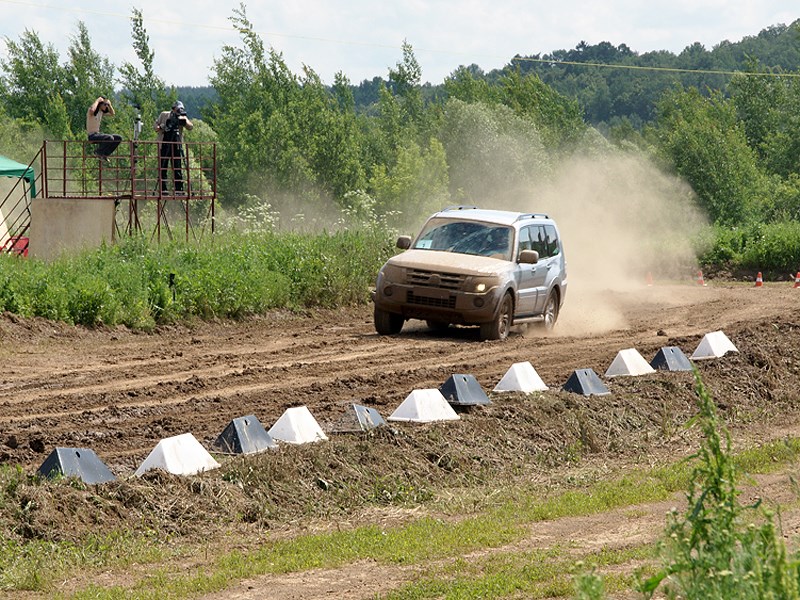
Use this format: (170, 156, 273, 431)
(0, 229, 394, 329)
(698, 221, 800, 276)
(576, 371, 800, 600)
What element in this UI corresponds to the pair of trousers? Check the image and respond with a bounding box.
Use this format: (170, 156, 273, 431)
(159, 141, 185, 192)
(88, 132, 122, 157)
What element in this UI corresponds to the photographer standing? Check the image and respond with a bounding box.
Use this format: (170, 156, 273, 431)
(154, 100, 193, 194)
(87, 96, 122, 161)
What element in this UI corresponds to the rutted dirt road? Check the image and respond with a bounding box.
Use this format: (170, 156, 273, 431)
(1, 282, 797, 473)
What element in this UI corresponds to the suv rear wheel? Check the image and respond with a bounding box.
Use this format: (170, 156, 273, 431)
(480, 293, 513, 341)
(536, 291, 559, 332)
(374, 307, 404, 335)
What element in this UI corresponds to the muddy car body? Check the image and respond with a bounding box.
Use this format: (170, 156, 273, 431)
(372, 207, 567, 340)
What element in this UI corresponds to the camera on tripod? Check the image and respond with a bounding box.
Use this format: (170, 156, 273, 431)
(164, 107, 187, 137)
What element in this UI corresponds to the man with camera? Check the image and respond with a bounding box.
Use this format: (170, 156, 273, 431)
(87, 96, 122, 161)
(154, 100, 194, 195)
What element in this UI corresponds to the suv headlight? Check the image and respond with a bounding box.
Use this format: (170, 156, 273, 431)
(379, 264, 405, 284)
(467, 276, 499, 293)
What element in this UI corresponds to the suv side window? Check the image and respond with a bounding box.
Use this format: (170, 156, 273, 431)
(528, 225, 548, 258)
(518, 226, 532, 255)
(544, 224, 560, 257)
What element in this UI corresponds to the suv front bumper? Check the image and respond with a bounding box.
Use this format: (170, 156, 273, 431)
(372, 282, 502, 324)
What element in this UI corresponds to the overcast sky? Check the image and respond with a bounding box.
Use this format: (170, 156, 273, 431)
(0, 1, 796, 88)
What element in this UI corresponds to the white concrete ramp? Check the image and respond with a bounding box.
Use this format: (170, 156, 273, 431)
(135, 433, 220, 477)
(388, 389, 460, 423)
(605, 348, 656, 377)
(493, 361, 548, 393)
(691, 331, 739, 360)
(268, 406, 329, 444)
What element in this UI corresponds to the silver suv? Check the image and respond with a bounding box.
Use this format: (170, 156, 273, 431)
(372, 206, 567, 340)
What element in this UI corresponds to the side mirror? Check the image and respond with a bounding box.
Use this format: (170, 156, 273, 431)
(396, 235, 412, 250)
(519, 249, 539, 264)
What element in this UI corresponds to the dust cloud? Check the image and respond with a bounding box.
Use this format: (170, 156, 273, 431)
(517, 151, 708, 336)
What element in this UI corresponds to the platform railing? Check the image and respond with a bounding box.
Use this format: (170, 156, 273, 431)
(40, 140, 217, 242)
(0, 147, 42, 255)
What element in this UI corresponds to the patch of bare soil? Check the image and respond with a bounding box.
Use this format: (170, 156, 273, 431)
(1, 283, 799, 598)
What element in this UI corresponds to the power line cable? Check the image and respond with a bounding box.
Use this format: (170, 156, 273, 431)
(508, 55, 800, 78)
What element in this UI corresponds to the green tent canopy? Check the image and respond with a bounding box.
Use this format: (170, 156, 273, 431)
(0, 155, 36, 197)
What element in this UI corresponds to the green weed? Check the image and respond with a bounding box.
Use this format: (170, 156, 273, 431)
(641, 371, 800, 599)
(0, 228, 394, 328)
(698, 221, 800, 275)
(579, 371, 800, 600)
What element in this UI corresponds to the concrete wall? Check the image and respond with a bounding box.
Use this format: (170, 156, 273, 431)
(29, 197, 116, 261)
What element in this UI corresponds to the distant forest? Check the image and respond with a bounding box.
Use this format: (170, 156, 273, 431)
(178, 21, 800, 129)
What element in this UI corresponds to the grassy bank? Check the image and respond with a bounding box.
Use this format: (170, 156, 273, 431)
(1, 220, 798, 332)
(0, 229, 393, 329)
(2, 433, 799, 597)
(698, 221, 800, 278)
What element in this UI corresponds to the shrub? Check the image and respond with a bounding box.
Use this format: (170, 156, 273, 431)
(698, 221, 800, 275)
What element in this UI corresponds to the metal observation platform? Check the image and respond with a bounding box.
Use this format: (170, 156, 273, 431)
(38, 138, 217, 243)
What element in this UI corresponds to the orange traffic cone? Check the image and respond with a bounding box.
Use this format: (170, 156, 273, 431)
(646, 272, 654, 287)
(755, 272, 763, 287)
(794, 272, 800, 288)
(696, 270, 707, 286)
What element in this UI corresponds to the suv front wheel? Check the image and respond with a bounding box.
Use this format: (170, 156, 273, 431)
(480, 293, 513, 341)
(375, 307, 404, 335)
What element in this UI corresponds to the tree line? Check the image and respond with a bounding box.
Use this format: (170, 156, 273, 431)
(0, 6, 799, 257)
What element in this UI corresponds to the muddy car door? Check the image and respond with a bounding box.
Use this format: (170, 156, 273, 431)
(532, 224, 563, 313)
(515, 225, 547, 316)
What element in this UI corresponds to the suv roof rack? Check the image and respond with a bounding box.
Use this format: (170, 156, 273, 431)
(441, 205, 478, 212)
(515, 212, 549, 221)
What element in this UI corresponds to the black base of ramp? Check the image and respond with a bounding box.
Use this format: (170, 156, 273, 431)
(37, 447, 116, 484)
(331, 404, 387, 433)
(214, 415, 277, 454)
(439, 374, 491, 406)
(650, 346, 693, 371)
(562, 368, 610, 396)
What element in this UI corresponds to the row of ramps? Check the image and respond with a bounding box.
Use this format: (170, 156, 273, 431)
(36, 330, 739, 484)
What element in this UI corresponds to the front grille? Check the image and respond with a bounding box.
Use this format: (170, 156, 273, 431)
(407, 269, 465, 290)
(407, 291, 457, 309)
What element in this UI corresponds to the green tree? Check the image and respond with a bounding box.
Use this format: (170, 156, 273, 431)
(0, 107, 46, 164)
(118, 8, 170, 133)
(444, 65, 497, 104)
(728, 66, 784, 161)
(654, 87, 769, 225)
(387, 41, 425, 128)
(730, 67, 800, 179)
(0, 29, 66, 126)
(498, 69, 585, 148)
(64, 22, 116, 137)
(208, 4, 366, 211)
(369, 138, 449, 226)
(438, 98, 549, 202)
(296, 67, 366, 200)
(43, 92, 72, 140)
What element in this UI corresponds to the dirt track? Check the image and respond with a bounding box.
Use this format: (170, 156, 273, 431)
(1, 282, 797, 472)
(2, 281, 800, 598)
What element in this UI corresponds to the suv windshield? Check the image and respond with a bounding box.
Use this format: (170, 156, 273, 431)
(412, 218, 514, 261)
